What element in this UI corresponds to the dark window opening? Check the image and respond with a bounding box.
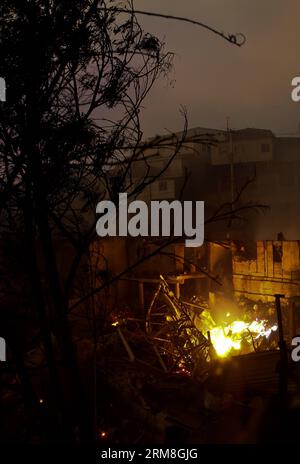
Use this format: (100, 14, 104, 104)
(261, 143, 270, 153)
(273, 243, 283, 263)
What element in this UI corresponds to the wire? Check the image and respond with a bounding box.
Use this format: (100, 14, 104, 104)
(100, 7, 246, 47)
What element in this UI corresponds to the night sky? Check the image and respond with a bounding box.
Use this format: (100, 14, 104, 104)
(136, 0, 300, 137)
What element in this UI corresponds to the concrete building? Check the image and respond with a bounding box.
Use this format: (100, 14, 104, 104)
(132, 127, 300, 241)
(210, 129, 300, 241)
(90, 127, 300, 318)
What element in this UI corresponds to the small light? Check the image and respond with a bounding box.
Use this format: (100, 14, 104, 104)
(100, 431, 107, 438)
(226, 312, 230, 317)
(39, 398, 44, 404)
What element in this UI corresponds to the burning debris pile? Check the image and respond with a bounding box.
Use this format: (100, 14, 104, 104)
(207, 318, 278, 358)
(97, 276, 300, 443)
(106, 281, 282, 377)
(107, 276, 278, 381)
(145, 276, 278, 374)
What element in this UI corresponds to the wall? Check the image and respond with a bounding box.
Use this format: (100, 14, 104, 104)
(233, 241, 300, 301)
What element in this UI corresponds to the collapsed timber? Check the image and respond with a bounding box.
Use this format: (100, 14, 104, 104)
(95, 277, 300, 443)
(108, 276, 278, 377)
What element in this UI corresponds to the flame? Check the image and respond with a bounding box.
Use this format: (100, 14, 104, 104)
(209, 319, 277, 358)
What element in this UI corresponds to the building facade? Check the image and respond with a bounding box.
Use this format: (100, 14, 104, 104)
(132, 127, 300, 241)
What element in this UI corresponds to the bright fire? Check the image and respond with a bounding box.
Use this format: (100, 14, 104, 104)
(209, 319, 277, 357)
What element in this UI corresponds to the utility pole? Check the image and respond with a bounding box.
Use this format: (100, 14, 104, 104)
(226, 118, 235, 239)
(226, 117, 235, 209)
(274, 294, 288, 407)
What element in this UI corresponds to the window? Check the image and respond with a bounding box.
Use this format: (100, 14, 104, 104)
(218, 166, 230, 192)
(202, 144, 211, 154)
(261, 143, 270, 153)
(273, 243, 282, 263)
(281, 164, 295, 187)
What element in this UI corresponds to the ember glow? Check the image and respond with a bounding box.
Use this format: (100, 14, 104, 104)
(209, 319, 278, 358)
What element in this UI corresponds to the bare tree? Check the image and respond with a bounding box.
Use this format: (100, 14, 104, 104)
(0, 0, 247, 443)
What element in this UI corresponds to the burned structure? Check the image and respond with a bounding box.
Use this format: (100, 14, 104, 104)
(82, 126, 300, 444)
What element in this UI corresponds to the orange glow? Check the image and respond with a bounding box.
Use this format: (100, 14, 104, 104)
(208, 319, 277, 357)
